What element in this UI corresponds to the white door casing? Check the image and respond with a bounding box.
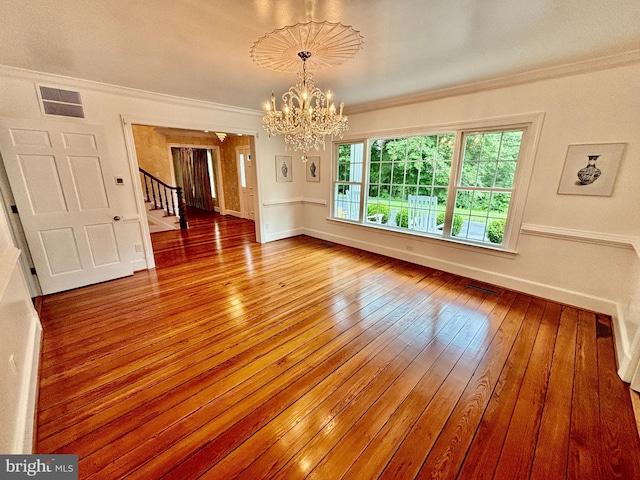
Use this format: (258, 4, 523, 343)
(245, 149, 255, 221)
(211, 146, 225, 215)
(0, 118, 133, 294)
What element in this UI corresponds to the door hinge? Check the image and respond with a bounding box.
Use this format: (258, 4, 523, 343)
(30, 267, 37, 276)
(11, 204, 18, 214)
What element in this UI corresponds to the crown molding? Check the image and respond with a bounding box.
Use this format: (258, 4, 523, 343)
(3, 49, 639, 120)
(346, 49, 640, 115)
(0, 64, 263, 117)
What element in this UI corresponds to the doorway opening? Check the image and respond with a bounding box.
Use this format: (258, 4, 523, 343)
(171, 146, 219, 213)
(130, 125, 255, 236)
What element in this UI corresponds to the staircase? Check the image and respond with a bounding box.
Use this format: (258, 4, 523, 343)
(145, 201, 179, 233)
(139, 168, 188, 233)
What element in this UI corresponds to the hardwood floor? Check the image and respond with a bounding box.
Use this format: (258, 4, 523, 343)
(36, 209, 640, 479)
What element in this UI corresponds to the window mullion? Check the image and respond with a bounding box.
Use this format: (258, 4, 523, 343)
(416, 137, 423, 191)
(442, 131, 464, 238)
(457, 185, 513, 193)
(360, 140, 371, 223)
(402, 140, 409, 204)
(492, 133, 503, 187)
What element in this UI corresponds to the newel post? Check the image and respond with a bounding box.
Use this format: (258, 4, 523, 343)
(176, 186, 188, 229)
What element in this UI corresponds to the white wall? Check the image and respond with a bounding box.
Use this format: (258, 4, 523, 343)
(0, 64, 296, 450)
(621, 259, 640, 386)
(0, 65, 301, 253)
(1, 61, 638, 452)
(299, 62, 640, 377)
(0, 191, 41, 453)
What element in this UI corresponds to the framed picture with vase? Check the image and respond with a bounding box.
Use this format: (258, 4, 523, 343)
(557, 143, 625, 196)
(276, 155, 292, 182)
(305, 156, 320, 182)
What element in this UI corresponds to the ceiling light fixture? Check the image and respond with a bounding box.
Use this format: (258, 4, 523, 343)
(263, 51, 346, 158)
(251, 21, 363, 161)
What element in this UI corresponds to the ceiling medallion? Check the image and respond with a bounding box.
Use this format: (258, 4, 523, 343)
(251, 21, 363, 160)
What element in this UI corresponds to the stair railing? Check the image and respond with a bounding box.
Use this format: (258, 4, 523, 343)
(139, 168, 188, 229)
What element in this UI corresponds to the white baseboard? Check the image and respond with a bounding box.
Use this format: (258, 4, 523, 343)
(264, 228, 304, 243)
(267, 226, 637, 385)
(302, 227, 617, 315)
(130, 258, 149, 272)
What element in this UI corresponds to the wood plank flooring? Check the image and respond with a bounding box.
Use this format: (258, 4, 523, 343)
(36, 208, 640, 479)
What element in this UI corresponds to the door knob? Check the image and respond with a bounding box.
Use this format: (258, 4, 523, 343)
(113, 216, 121, 221)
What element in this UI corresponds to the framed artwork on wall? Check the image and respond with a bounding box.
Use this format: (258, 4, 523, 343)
(305, 156, 320, 182)
(557, 142, 625, 196)
(276, 155, 292, 182)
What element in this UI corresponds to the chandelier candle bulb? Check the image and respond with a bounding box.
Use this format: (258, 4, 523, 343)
(258, 62, 349, 153)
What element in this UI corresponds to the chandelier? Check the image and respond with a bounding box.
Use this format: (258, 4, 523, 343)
(263, 51, 347, 156)
(251, 21, 363, 160)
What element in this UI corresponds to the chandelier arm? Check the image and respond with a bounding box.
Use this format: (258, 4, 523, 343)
(259, 44, 352, 154)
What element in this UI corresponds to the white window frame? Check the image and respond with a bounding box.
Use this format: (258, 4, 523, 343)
(332, 140, 367, 222)
(330, 112, 545, 253)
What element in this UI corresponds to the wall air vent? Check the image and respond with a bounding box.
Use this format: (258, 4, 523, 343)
(37, 85, 85, 118)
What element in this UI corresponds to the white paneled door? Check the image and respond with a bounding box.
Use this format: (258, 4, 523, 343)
(0, 118, 132, 294)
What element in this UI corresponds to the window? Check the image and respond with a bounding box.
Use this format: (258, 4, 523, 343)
(451, 130, 522, 245)
(367, 134, 455, 233)
(334, 142, 364, 221)
(238, 152, 247, 188)
(331, 115, 542, 251)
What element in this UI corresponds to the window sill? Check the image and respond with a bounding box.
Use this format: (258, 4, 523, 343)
(326, 217, 518, 258)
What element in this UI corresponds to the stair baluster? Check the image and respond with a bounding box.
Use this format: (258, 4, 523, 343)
(144, 175, 150, 203)
(176, 186, 187, 229)
(158, 186, 165, 212)
(138, 168, 188, 229)
(163, 186, 169, 214)
(150, 179, 157, 209)
(170, 189, 177, 218)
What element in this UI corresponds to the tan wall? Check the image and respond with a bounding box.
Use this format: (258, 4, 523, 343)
(131, 125, 248, 213)
(131, 125, 174, 185)
(219, 135, 250, 213)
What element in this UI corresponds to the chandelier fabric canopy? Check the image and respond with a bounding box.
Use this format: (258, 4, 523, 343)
(251, 21, 363, 159)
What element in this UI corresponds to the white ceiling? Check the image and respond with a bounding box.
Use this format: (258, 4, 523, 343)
(1, 0, 639, 112)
